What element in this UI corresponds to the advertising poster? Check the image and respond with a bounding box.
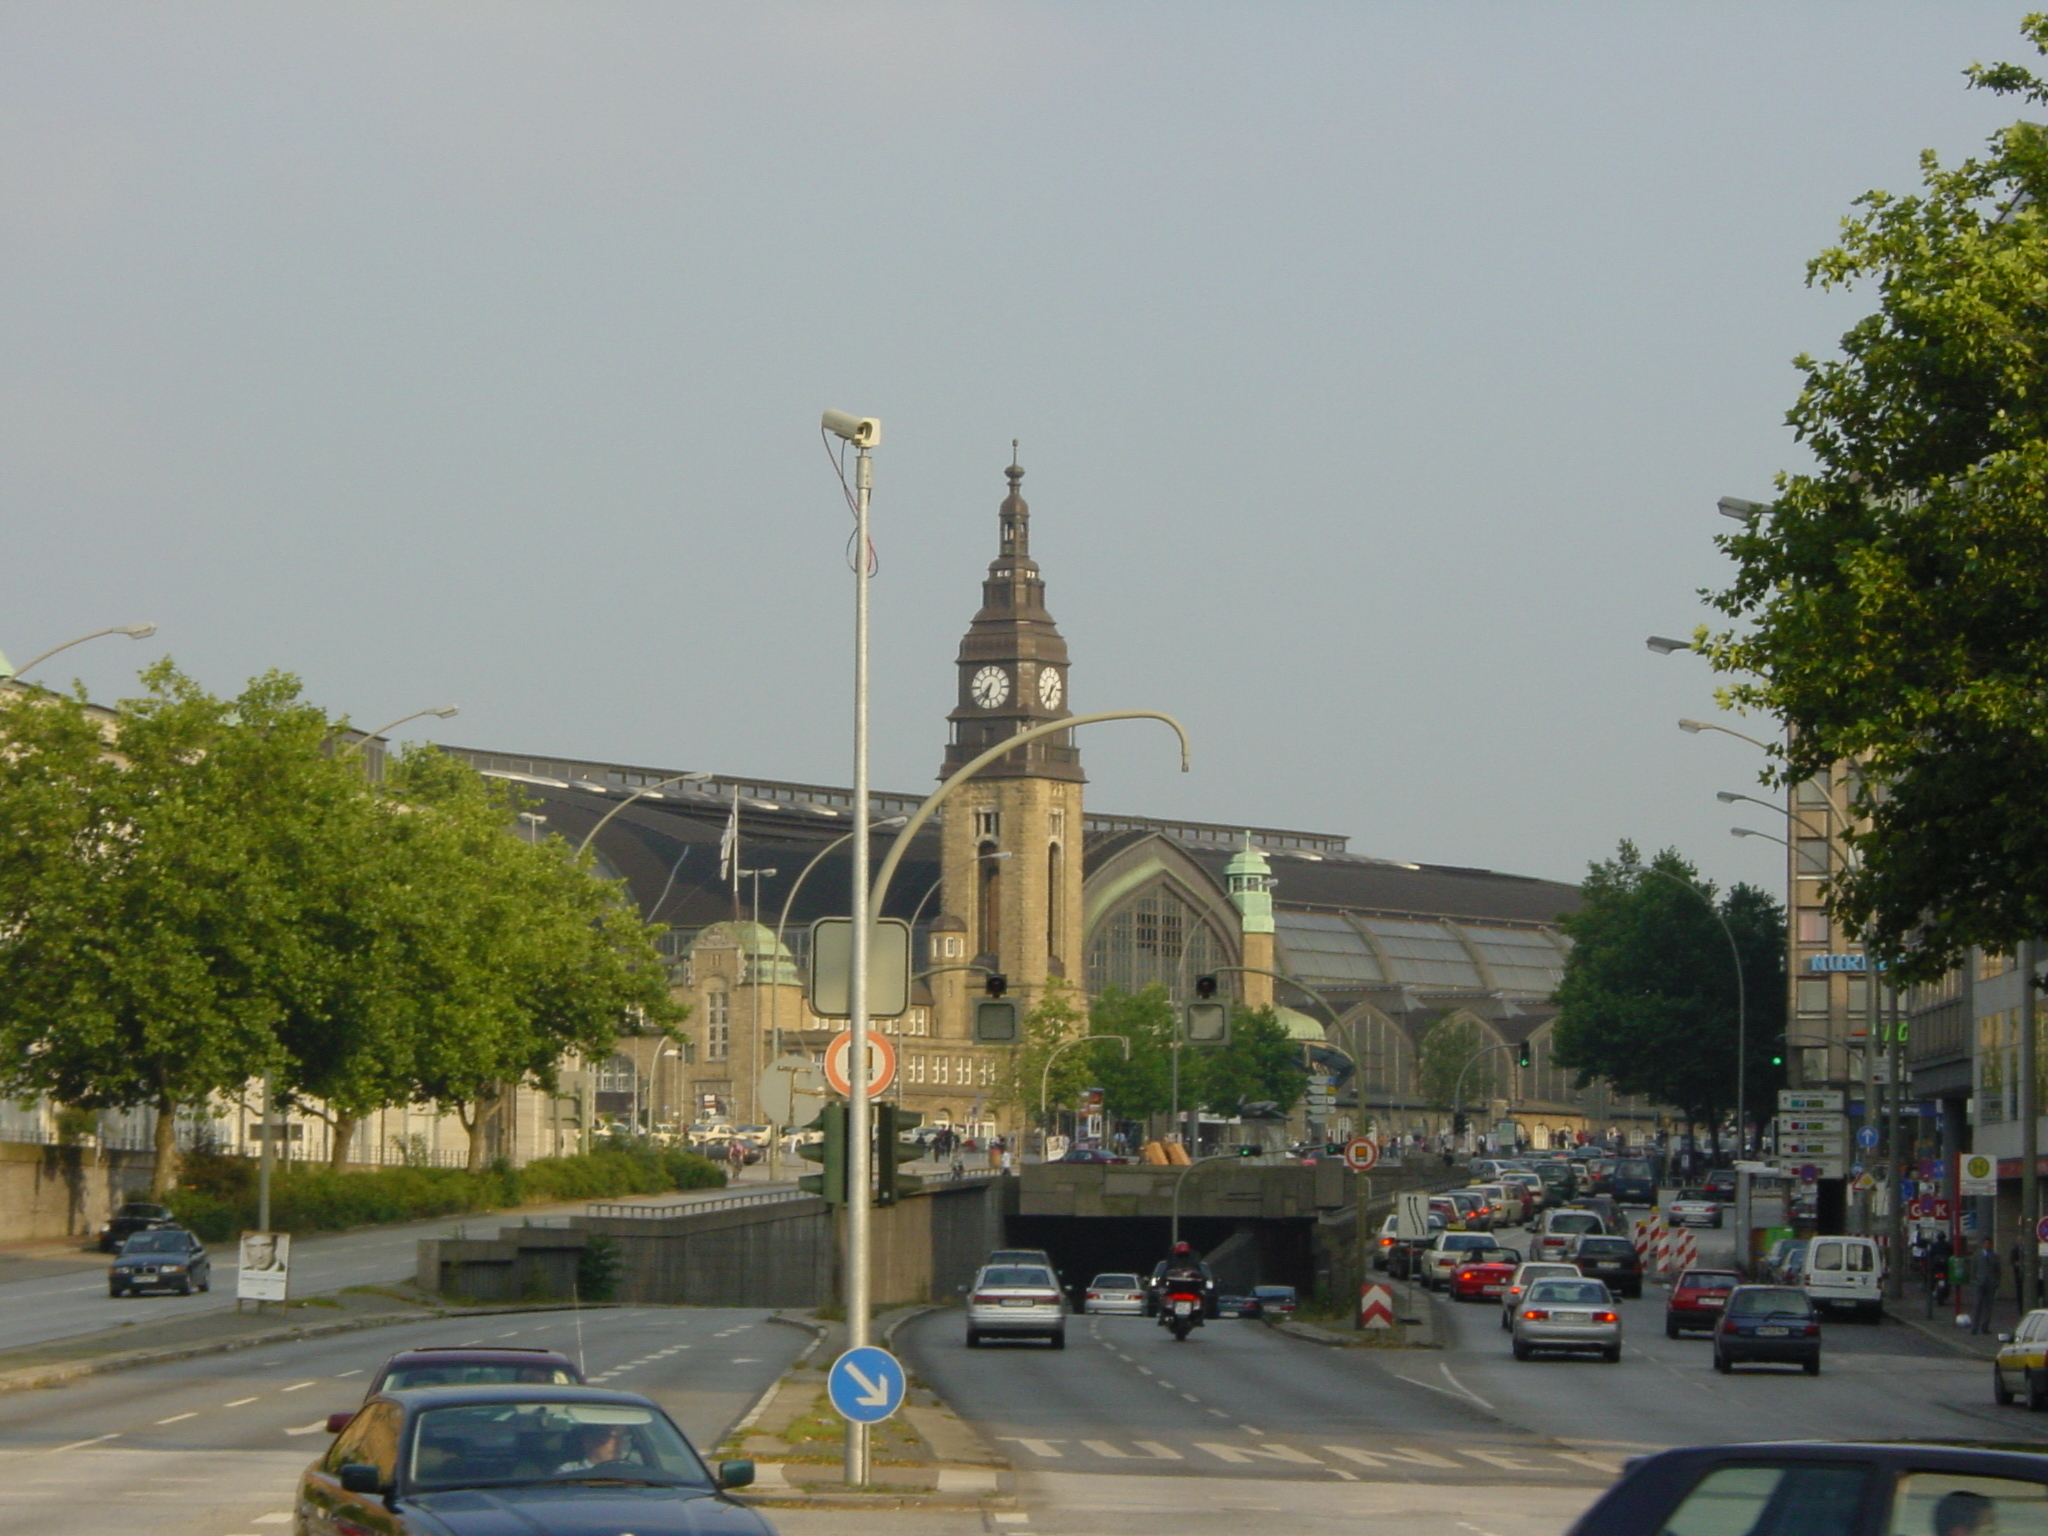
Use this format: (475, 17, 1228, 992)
(237, 1231, 291, 1303)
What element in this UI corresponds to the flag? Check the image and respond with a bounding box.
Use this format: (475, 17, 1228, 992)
(718, 791, 738, 883)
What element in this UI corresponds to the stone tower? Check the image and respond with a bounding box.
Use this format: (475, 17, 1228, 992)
(1226, 835, 1277, 1009)
(938, 459, 1087, 1006)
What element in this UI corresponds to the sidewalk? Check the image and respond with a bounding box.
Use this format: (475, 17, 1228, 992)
(1887, 1284, 2025, 1360)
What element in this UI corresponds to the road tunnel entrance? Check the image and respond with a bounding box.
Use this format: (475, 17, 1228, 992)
(1003, 1214, 1317, 1298)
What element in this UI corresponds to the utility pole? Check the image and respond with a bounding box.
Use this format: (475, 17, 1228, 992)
(2023, 938, 2039, 1314)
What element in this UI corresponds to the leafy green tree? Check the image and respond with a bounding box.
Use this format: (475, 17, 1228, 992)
(1081, 986, 1177, 1125)
(1188, 1005, 1307, 1117)
(1703, 17, 2048, 979)
(1414, 1015, 1491, 1117)
(993, 980, 1092, 1132)
(1551, 843, 1786, 1147)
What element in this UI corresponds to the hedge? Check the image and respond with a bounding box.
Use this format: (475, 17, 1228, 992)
(166, 1145, 726, 1243)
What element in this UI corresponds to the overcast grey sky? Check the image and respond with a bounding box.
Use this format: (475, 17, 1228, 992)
(2, 4, 2028, 895)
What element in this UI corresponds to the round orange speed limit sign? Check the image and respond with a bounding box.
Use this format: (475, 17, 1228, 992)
(1342, 1137, 1380, 1173)
(824, 1029, 898, 1098)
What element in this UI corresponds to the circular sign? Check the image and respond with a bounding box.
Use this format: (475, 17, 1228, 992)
(1342, 1136, 1380, 1173)
(2034, 1215, 2048, 1246)
(1965, 1153, 1996, 1182)
(1796, 1164, 1820, 1183)
(1856, 1126, 1880, 1149)
(823, 1029, 898, 1098)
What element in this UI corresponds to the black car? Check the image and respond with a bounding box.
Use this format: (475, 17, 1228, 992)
(1701, 1167, 1738, 1200)
(325, 1348, 587, 1433)
(306, 1385, 768, 1536)
(110, 1227, 210, 1296)
(1608, 1157, 1658, 1206)
(1565, 1440, 2048, 1536)
(1570, 1234, 1644, 1299)
(1714, 1284, 1822, 1374)
(97, 1200, 174, 1253)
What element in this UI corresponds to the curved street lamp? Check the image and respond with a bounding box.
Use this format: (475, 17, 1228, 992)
(574, 772, 715, 856)
(1679, 718, 1773, 752)
(4, 622, 156, 681)
(1038, 1032, 1130, 1159)
(339, 705, 459, 759)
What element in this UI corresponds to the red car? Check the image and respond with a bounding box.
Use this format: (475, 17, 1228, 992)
(1451, 1247, 1522, 1302)
(1665, 1268, 1742, 1337)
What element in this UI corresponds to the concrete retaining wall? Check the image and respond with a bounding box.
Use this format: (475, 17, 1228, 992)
(0, 1142, 159, 1242)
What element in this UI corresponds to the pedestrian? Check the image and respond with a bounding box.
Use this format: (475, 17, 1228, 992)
(1971, 1237, 2002, 1334)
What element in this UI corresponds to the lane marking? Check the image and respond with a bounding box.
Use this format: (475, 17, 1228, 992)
(494, 1330, 522, 1338)
(335, 1370, 362, 1378)
(1331, 1468, 1360, 1481)
(1439, 1364, 1496, 1412)
(155, 1414, 196, 1425)
(1240, 1425, 1263, 1435)
(1207, 1408, 1230, 1419)
(1180, 1393, 1199, 1402)
(252, 1515, 293, 1525)
(1323, 1444, 1459, 1470)
(995, 1437, 1067, 1457)
(280, 1381, 317, 1393)
(284, 1421, 328, 1436)
(224, 1397, 259, 1408)
(53, 1434, 120, 1453)
(1197, 1442, 1322, 1466)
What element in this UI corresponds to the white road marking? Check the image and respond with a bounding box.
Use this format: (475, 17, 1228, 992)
(285, 1420, 330, 1436)
(1197, 1443, 1322, 1466)
(280, 1381, 316, 1392)
(155, 1414, 197, 1425)
(1180, 1392, 1199, 1402)
(52, 1435, 120, 1452)
(996, 1437, 1067, 1457)
(1207, 1408, 1230, 1419)
(494, 1330, 522, 1338)
(1439, 1364, 1496, 1412)
(1239, 1425, 1263, 1435)
(1323, 1444, 1459, 1470)
(1330, 1468, 1360, 1481)
(252, 1515, 292, 1525)
(224, 1397, 259, 1408)
(335, 1370, 362, 1378)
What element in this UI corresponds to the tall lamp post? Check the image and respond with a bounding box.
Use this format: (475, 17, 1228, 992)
(1038, 1034, 1130, 1159)
(338, 705, 459, 760)
(2, 622, 156, 681)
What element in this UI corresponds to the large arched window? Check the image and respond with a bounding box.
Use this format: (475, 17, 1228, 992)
(977, 841, 1003, 960)
(1086, 884, 1229, 1001)
(1046, 842, 1064, 961)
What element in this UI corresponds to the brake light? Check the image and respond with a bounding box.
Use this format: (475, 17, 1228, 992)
(1522, 1309, 1548, 1320)
(1802, 1323, 1820, 1336)
(1023, 1291, 1060, 1303)
(972, 1293, 1000, 1305)
(1593, 1311, 1618, 1323)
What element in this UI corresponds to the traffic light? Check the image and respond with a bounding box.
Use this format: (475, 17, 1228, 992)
(1184, 975, 1228, 1043)
(974, 973, 1018, 1043)
(796, 1102, 848, 1206)
(874, 1104, 925, 1206)
(1517, 1040, 1531, 1069)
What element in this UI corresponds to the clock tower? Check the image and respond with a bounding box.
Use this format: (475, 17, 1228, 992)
(939, 459, 1086, 999)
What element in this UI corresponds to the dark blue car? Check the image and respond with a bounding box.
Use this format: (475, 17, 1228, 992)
(303, 1384, 769, 1536)
(1713, 1284, 1822, 1374)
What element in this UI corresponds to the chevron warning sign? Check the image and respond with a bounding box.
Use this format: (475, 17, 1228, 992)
(1357, 1283, 1396, 1330)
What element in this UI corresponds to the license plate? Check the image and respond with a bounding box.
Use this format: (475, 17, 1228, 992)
(1597, 1261, 1622, 1269)
(1553, 1311, 1589, 1323)
(1757, 1326, 1789, 1336)
(1002, 1298, 1033, 1307)
(1173, 1301, 1192, 1316)
(1700, 1297, 1724, 1307)
(1481, 1284, 1503, 1294)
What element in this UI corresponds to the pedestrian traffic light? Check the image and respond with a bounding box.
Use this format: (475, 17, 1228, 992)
(974, 973, 1018, 1043)
(796, 1101, 848, 1206)
(874, 1104, 925, 1206)
(1517, 1041, 1531, 1069)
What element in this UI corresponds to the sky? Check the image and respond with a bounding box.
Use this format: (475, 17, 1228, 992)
(1, 3, 2033, 897)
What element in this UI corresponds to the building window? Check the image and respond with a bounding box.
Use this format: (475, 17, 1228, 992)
(1797, 910, 1829, 945)
(1980, 950, 2015, 980)
(907, 1008, 929, 1037)
(1086, 884, 1228, 1002)
(974, 809, 1001, 840)
(935, 1055, 951, 1086)
(978, 841, 1003, 958)
(1047, 842, 1064, 957)
(1049, 808, 1066, 840)
(908, 1054, 926, 1085)
(1796, 979, 1830, 1014)
(707, 991, 730, 1061)
(1796, 839, 1830, 876)
(943, 936, 963, 959)
(596, 1053, 638, 1093)
(1795, 773, 1830, 806)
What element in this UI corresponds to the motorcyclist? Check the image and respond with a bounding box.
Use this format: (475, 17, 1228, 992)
(1154, 1241, 1215, 1323)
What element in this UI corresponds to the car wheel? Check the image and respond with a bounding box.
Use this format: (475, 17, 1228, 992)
(965, 1331, 981, 1349)
(1713, 1351, 1731, 1374)
(1803, 1357, 1821, 1377)
(1665, 1319, 1679, 1339)
(1603, 1346, 1621, 1364)
(176, 1279, 192, 1296)
(1511, 1339, 1531, 1361)
(1997, 1368, 2017, 1406)
(1049, 1330, 1066, 1350)
(107, 1283, 123, 1298)
(197, 1270, 210, 1293)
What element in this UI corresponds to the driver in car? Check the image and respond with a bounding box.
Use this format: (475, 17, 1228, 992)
(556, 1423, 639, 1473)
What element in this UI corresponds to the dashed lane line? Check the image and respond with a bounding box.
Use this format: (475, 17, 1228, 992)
(223, 1398, 259, 1408)
(279, 1380, 316, 1393)
(154, 1414, 196, 1425)
(52, 1435, 119, 1453)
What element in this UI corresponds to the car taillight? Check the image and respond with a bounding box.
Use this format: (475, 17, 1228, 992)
(1522, 1309, 1548, 1320)
(1593, 1311, 1618, 1323)
(1024, 1291, 1060, 1303)
(1802, 1323, 1820, 1336)
(972, 1293, 1000, 1305)
(1085, 1291, 1101, 1299)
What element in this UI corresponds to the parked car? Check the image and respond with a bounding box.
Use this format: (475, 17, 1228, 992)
(1500, 1261, 1583, 1330)
(1802, 1234, 1883, 1321)
(1532, 1208, 1609, 1263)
(1215, 1293, 1262, 1318)
(108, 1227, 210, 1297)
(1666, 1189, 1723, 1228)
(1082, 1273, 1147, 1315)
(1568, 1234, 1644, 1298)
(1056, 1147, 1128, 1164)
(96, 1200, 174, 1254)
(1664, 1269, 1742, 1337)
(307, 1386, 764, 1536)
(966, 1263, 1068, 1348)
(1252, 1284, 1298, 1317)
(1564, 1440, 2048, 1536)
(1510, 1277, 1622, 1362)
(1994, 1306, 2048, 1407)
(1449, 1246, 1524, 1302)
(1712, 1284, 1821, 1374)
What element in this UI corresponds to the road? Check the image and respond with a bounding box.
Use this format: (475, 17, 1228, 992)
(0, 1303, 806, 1536)
(898, 1214, 2048, 1536)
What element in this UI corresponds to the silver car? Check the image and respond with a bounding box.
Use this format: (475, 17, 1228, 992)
(1083, 1272, 1146, 1315)
(1510, 1277, 1622, 1363)
(1499, 1261, 1582, 1330)
(966, 1263, 1068, 1349)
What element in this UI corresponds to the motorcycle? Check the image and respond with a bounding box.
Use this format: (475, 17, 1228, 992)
(1161, 1283, 1205, 1342)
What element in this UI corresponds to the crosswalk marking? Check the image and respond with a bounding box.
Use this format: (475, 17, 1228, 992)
(1323, 1445, 1458, 1470)
(1197, 1443, 1322, 1465)
(997, 1437, 1067, 1457)
(1460, 1448, 1545, 1472)
(1081, 1440, 1182, 1460)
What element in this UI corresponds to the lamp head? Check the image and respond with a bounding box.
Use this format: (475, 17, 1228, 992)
(1717, 496, 1764, 522)
(1715, 791, 1741, 804)
(115, 623, 157, 639)
(1645, 636, 1690, 655)
(430, 705, 460, 720)
(1677, 719, 1707, 734)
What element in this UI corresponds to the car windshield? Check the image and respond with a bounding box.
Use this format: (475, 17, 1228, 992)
(1550, 1214, 1602, 1233)
(1442, 1234, 1492, 1251)
(982, 1267, 1055, 1288)
(1526, 1281, 1607, 1305)
(1729, 1288, 1812, 1316)
(1091, 1275, 1140, 1289)
(386, 1364, 579, 1389)
(1616, 1160, 1652, 1178)
(119, 1232, 188, 1254)
(1678, 1272, 1740, 1291)
(1577, 1239, 1633, 1256)
(406, 1401, 711, 1491)
(1465, 1249, 1518, 1266)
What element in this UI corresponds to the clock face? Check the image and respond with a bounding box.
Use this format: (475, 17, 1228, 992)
(970, 665, 1010, 709)
(1038, 667, 1063, 709)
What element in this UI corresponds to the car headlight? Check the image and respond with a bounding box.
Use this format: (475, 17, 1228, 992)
(160, 1264, 184, 1272)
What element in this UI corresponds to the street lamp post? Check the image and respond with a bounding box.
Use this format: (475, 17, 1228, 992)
(1038, 1034, 1130, 1159)
(2, 622, 156, 681)
(1170, 1153, 1243, 1246)
(574, 772, 716, 856)
(338, 705, 459, 760)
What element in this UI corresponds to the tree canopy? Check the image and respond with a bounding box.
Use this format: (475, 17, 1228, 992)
(0, 663, 679, 1191)
(1703, 17, 2048, 979)
(1550, 843, 1786, 1140)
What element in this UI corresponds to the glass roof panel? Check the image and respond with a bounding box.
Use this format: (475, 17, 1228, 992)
(1360, 918, 1484, 988)
(1275, 912, 1383, 984)
(1465, 927, 1566, 994)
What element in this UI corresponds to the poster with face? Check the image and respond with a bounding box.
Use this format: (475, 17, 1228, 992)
(237, 1231, 290, 1302)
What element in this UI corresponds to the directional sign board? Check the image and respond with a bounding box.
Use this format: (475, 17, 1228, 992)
(1395, 1190, 1431, 1240)
(1342, 1137, 1380, 1173)
(827, 1346, 905, 1424)
(824, 1029, 898, 1099)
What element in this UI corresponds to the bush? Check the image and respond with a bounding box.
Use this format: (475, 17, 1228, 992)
(163, 1145, 726, 1241)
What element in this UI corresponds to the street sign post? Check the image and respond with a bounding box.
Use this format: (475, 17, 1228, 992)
(827, 1346, 905, 1425)
(1857, 1126, 1880, 1150)
(1395, 1190, 1430, 1240)
(824, 1030, 898, 1099)
(1343, 1137, 1380, 1173)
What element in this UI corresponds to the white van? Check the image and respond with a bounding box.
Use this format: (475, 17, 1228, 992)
(1802, 1235, 1883, 1320)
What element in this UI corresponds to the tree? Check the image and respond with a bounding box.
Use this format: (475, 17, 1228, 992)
(992, 980, 1092, 1131)
(1703, 17, 2048, 979)
(1081, 986, 1177, 1126)
(1414, 1015, 1492, 1121)
(1550, 843, 1786, 1146)
(1188, 1005, 1307, 1118)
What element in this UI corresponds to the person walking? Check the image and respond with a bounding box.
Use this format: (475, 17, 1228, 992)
(1971, 1237, 2002, 1335)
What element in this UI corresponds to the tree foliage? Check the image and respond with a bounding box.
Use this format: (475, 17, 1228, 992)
(1414, 1015, 1492, 1113)
(1550, 843, 1786, 1137)
(1703, 17, 2048, 979)
(1189, 1004, 1307, 1117)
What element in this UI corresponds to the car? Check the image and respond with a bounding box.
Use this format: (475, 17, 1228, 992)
(1252, 1284, 1298, 1317)
(699, 1138, 763, 1165)
(1420, 1231, 1501, 1290)
(96, 1200, 174, 1254)
(1056, 1147, 1128, 1164)
(1700, 1167, 1737, 1200)
(1994, 1306, 2048, 1407)
(1665, 1269, 1742, 1337)
(326, 1348, 586, 1433)
(1532, 1161, 1576, 1202)
(1500, 1261, 1582, 1329)
(1532, 1208, 1608, 1262)
(306, 1384, 765, 1536)
(1803, 1234, 1883, 1321)
(1760, 1235, 1805, 1282)
(1474, 1182, 1526, 1226)
(1450, 1246, 1523, 1302)
(1498, 1170, 1547, 1216)
(1383, 1214, 1446, 1280)
(109, 1227, 210, 1296)
(1511, 1277, 1621, 1362)
(1607, 1157, 1658, 1206)
(1427, 1195, 1464, 1231)
(966, 1262, 1068, 1348)
(1569, 1234, 1644, 1298)
(1215, 1294, 1262, 1318)
(1666, 1189, 1723, 1227)
(1563, 1439, 2048, 1536)
(1082, 1273, 1147, 1315)
(1712, 1284, 1821, 1374)
(1445, 1190, 1495, 1231)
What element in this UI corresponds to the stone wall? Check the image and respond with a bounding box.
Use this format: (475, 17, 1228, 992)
(0, 1142, 159, 1243)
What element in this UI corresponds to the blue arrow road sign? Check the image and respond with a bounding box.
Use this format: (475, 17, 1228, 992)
(1857, 1126, 1880, 1149)
(827, 1346, 905, 1425)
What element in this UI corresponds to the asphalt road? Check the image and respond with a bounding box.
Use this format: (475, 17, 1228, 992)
(0, 1304, 806, 1536)
(897, 1211, 2048, 1536)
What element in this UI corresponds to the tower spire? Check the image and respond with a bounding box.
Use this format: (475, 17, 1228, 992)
(999, 447, 1029, 562)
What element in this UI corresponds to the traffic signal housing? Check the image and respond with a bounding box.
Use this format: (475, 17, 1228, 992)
(1517, 1040, 1531, 1069)
(796, 1102, 848, 1206)
(974, 973, 1018, 1043)
(1184, 975, 1229, 1043)
(874, 1104, 925, 1206)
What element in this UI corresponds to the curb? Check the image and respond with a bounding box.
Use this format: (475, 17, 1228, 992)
(0, 1299, 616, 1398)
(1885, 1300, 2001, 1361)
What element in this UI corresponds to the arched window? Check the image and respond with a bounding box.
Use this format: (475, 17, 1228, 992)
(1046, 842, 1064, 960)
(977, 840, 1003, 959)
(1086, 884, 1228, 1001)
